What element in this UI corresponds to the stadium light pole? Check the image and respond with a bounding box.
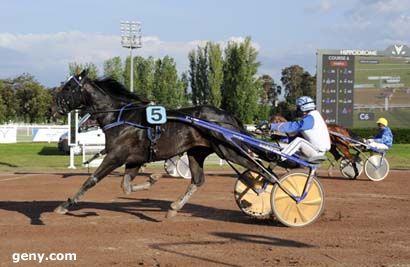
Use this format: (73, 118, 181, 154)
(120, 21, 142, 92)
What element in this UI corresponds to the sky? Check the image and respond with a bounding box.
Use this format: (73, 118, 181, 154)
(0, 0, 410, 87)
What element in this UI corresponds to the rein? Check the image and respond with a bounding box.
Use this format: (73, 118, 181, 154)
(89, 105, 146, 115)
(102, 103, 150, 131)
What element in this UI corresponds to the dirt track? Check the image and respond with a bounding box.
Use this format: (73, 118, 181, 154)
(0, 169, 409, 267)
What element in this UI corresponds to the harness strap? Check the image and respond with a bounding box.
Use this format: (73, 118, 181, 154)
(103, 103, 148, 131)
(147, 126, 162, 162)
(102, 103, 162, 162)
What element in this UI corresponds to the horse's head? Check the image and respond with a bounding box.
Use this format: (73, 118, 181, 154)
(55, 69, 90, 114)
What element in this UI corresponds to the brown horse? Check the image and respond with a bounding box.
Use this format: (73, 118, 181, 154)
(269, 115, 361, 178)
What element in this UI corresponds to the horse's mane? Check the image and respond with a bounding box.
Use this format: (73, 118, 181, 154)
(93, 77, 151, 104)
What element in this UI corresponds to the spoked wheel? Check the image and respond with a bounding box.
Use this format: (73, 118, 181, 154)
(176, 154, 192, 179)
(271, 173, 325, 227)
(234, 170, 274, 219)
(164, 156, 181, 177)
(340, 157, 363, 179)
(364, 155, 389, 181)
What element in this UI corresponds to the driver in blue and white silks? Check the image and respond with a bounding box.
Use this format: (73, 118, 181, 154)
(269, 96, 331, 160)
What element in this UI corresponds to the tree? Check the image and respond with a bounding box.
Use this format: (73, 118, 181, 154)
(196, 46, 209, 104)
(301, 72, 316, 99)
(221, 42, 241, 113)
(188, 50, 199, 105)
(104, 57, 124, 83)
(122, 56, 155, 96)
(13, 74, 52, 123)
(180, 71, 191, 106)
(207, 42, 223, 108)
(188, 46, 209, 105)
(281, 65, 314, 104)
(123, 56, 132, 90)
(0, 80, 17, 123)
(280, 65, 315, 119)
(221, 37, 260, 123)
(255, 75, 282, 120)
(0, 81, 6, 123)
(134, 56, 155, 99)
(275, 101, 297, 120)
(259, 74, 281, 106)
(152, 56, 186, 108)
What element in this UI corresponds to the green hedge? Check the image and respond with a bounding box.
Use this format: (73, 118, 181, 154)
(350, 128, 410, 144)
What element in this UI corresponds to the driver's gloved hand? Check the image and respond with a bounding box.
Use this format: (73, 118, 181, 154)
(255, 120, 270, 132)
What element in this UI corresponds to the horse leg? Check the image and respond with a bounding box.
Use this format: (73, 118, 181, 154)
(121, 163, 162, 194)
(352, 152, 362, 179)
(54, 154, 123, 214)
(121, 163, 142, 194)
(131, 174, 161, 192)
(166, 147, 211, 218)
(327, 145, 340, 176)
(337, 143, 361, 178)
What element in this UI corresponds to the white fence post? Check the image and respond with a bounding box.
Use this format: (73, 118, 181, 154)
(68, 146, 76, 169)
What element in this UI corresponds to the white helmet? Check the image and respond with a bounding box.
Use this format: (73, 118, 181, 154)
(296, 96, 316, 112)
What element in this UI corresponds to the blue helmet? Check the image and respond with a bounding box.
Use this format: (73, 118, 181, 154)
(296, 96, 316, 112)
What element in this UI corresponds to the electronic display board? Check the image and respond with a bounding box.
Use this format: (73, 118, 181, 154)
(317, 45, 410, 128)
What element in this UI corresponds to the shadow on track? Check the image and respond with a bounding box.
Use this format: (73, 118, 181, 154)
(317, 175, 370, 182)
(37, 146, 66, 156)
(0, 161, 18, 168)
(211, 232, 315, 247)
(148, 232, 313, 267)
(0, 198, 279, 227)
(12, 171, 124, 179)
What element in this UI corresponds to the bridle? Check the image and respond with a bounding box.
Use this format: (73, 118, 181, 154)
(56, 75, 88, 114)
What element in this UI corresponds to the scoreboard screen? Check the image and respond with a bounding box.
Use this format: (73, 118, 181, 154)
(321, 55, 355, 127)
(317, 45, 410, 128)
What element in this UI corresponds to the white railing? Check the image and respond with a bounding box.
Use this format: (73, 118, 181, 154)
(0, 124, 68, 143)
(0, 125, 17, 143)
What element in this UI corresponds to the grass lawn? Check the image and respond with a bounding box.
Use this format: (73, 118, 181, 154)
(0, 143, 85, 172)
(0, 143, 408, 173)
(383, 143, 410, 169)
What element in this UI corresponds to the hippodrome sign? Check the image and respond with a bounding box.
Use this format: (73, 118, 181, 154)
(317, 44, 410, 128)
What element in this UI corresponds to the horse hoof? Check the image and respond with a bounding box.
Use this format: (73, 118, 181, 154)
(54, 205, 68, 215)
(166, 209, 178, 218)
(122, 185, 132, 195)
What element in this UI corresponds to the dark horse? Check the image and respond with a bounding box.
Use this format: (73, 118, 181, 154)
(54, 70, 269, 217)
(269, 115, 361, 178)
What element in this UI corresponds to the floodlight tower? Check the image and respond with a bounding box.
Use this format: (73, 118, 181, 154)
(120, 21, 142, 92)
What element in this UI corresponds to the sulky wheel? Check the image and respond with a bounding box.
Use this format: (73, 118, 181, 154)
(271, 172, 325, 227)
(234, 170, 274, 219)
(340, 157, 363, 179)
(364, 155, 389, 181)
(176, 154, 192, 179)
(164, 155, 181, 177)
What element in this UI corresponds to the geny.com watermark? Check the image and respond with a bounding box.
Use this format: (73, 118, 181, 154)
(12, 252, 76, 264)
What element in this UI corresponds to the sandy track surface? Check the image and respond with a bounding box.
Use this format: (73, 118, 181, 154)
(0, 170, 409, 266)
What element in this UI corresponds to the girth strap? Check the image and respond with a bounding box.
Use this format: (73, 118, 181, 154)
(147, 126, 162, 162)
